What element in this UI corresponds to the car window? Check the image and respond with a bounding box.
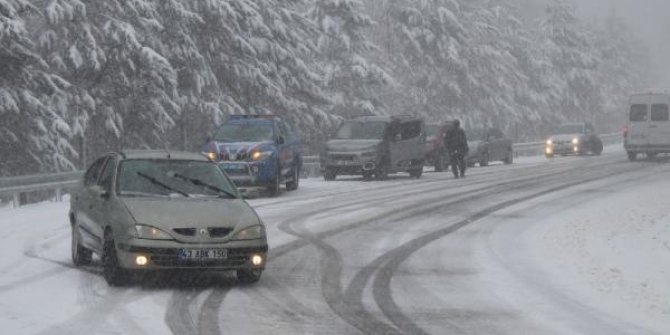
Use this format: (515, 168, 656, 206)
(630, 104, 648, 122)
(651, 104, 669, 121)
(278, 122, 291, 140)
(400, 121, 422, 140)
(84, 157, 108, 186)
(117, 159, 239, 198)
(98, 158, 116, 192)
(335, 121, 387, 140)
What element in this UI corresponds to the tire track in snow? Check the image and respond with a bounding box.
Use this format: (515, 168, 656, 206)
(365, 162, 650, 334)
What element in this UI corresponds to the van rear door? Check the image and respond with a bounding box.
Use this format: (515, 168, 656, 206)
(649, 99, 670, 147)
(628, 96, 649, 147)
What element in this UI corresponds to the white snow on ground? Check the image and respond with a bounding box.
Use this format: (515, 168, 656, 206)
(526, 172, 670, 331)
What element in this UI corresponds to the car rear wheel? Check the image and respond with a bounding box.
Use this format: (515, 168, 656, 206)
(362, 171, 374, 181)
(434, 154, 445, 172)
(237, 269, 262, 284)
(324, 168, 337, 181)
(71, 223, 92, 266)
(409, 167, 423, 179)
(503, 149, 513, 164)
(627, 152, 637, 161)
(285, 164, 299, 191)
(479, 152, 489, 167)
(103, 234, 130, 286)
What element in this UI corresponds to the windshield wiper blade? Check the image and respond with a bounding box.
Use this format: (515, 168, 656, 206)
(137, 172, 190, 197)
(170, 173, 237, 199)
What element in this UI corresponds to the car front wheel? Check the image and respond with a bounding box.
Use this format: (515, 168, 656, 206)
(237, 269, 262, 284)
(627, 152, 637, 161)
(479, 152, 489, 167)
(324, 168, 337, 181)
(286, 163, 299, 191)
(103, 234, 130, 286)
(267, 165, 281, 196)
(71, 222, 92, 266)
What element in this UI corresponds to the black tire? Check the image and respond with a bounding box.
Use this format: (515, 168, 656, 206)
(362, 171, 374, 181)
(103, 234, 130, 286)
(646, 152, 657, 159)
(479, 152, 489, 167)
(324, 168, 337, 181)
(503, 148, 513, 164)
(285, 163, 299, 191)
(627, 151, 637, 161)
(267, 164, 281, 196)
(434, 154, 445, 172)
(71, 223, 92, 266)
(409, 167, 423, 179)
(237, 269, 262, 284)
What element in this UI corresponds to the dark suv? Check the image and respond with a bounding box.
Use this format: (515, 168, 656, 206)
(202, 115, 302, 195)
(321, 115, 425, 180)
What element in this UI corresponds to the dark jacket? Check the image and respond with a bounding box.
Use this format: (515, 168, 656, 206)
(445, 127, 468, 155)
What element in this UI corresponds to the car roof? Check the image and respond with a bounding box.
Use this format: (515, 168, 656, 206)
(349, 115, 422, 123)
(118, 150, 209, 161)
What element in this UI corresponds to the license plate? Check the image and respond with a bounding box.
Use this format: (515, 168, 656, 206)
(224, 163, 245, 171)
(178, 248, 228, 260)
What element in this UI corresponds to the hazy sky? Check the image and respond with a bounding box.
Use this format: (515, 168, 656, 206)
(576, 0, 670, 87)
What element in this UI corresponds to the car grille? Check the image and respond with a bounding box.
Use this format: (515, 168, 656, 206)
(329, 154, 356, 161)
(172, 227, 233, 238)
(208, 227, 233, 238)
(173, 228, 196, 236)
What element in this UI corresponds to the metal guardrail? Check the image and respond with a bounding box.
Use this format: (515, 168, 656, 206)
(0, 134, 623, 208)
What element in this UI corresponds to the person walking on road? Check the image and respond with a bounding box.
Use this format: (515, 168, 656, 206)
(445, 119, 468, 179)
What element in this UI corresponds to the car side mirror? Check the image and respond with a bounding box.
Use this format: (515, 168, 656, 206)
(90, 184, 110, 200)
(276, 136, 285, 145)
(239, 188, 259, 199)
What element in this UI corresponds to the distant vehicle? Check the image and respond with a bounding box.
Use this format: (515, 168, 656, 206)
(624, 92, 670, 161)
(69, 150, 268, 286)
(545, 122, 603, 158)
(320, 115, 425, 180)
(424, 122, 452, 172)
(465, 128, 514, 167)
(203, 115, 302, 196)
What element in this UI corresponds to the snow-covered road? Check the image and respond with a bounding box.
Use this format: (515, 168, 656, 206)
(1, 147, 669, 334)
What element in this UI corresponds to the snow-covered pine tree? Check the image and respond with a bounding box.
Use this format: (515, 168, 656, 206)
(540, 0, 602, 123)
(308, 0, 392, 118)
(1, 0, 73, 174)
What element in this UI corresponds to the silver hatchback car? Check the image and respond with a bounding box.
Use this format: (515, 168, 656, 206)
(69, 150, 268, 286)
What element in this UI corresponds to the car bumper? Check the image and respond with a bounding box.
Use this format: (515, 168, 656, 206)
(321, 153, 377, 175)
(219, 160, 277, 186)
(545, 144, 581, 155)
(116, 238, 268, 271)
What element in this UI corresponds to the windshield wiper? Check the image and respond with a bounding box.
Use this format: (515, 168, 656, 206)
(170, 173, 238, 199)
(136, 172, 190, 198)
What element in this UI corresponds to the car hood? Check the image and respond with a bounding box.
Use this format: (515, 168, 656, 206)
(548, 134, 583, 142)
(327, 139, 381, 152)
(121, 198, 261, 229)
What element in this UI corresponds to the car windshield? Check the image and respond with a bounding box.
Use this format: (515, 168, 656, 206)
(553, 124, 584, 135)
(117, 159, 238, 198)
(214, 124, 274, 142)
(334, 121, 387, 140)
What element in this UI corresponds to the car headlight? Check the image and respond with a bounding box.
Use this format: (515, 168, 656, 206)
(251, 150, 273, 161)
(205, 152, 218, 161)
(572, 138, 579, 145)
(233, 225, 264, 240)
(131, 225, 173, 240)
(546, 139, 553, 145)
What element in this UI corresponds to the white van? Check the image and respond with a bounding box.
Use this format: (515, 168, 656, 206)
(624, 92, 670, 160)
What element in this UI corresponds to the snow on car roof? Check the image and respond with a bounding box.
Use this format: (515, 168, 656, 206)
(119, 150, 209, 161)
